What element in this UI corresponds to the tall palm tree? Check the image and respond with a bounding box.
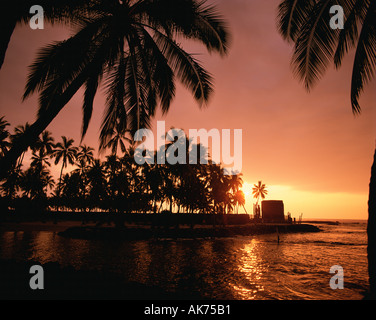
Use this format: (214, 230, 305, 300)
(229, 173, 243, 194)
(252, 181, 268, 206)
(34, 130, 55, 156)
(30, 149, 51, 171)
(0, 0, 230, 180)
(87, 159, 108, 209)
(0, 116, 10, 157)
(100, 121, 132, 158)
(277, 0, 376, 297)
(233, 189, 246, 214)
(207, 162, 229, 214)
(9, 123, 31, 170)
(19, 166, 54, 200)
(52, 136, 78, 193)
(77, 144, 95, 167)
(0, 167, 21, 200)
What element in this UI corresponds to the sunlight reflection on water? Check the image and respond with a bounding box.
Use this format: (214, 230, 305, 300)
(234, 240, 266, 299)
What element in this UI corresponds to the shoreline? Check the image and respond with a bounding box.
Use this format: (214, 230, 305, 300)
(0, 221, 321, 241)
(58, 224, 321, 241)
(0, 221, 321, 240)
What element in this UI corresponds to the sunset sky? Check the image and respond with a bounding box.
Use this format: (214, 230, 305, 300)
(0, 0, 375, 220)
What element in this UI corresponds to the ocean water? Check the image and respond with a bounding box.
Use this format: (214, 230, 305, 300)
(0, 220, 369, 300)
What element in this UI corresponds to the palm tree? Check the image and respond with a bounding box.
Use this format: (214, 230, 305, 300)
(277, 0, 376, 297)
(52, 136, 78, 193)
(142, 162, 165, 213)
(0, 116, 10, 157)
(229, 173, 243, 194)
(0, 0, 230, 180)
(252, 181, 268, 206)
(19, 167, 54, 200)
(9, 123, 31, 170)
(207, 162, 229, 214)
(58, 172, 81, 210)
(30, 149, 51, 171)
(233, 189, 246, 214)
(77, 144, 95, 167)
(35, 130, 55, 156)
(0, 167, 21, 200)
(73, 146, 95, 205)
(87, 159, 108, 209)
(100, 121, 132, 158)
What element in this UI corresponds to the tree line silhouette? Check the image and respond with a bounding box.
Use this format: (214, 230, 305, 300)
(0, 116, 245, 216)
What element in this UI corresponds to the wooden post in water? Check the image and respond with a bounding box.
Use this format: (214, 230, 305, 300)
(276, 227, 280, 244)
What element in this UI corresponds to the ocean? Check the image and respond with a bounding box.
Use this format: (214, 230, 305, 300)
(0, 220, 369, 300)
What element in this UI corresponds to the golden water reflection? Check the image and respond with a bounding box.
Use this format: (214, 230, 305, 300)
(233, 240, 266, 299)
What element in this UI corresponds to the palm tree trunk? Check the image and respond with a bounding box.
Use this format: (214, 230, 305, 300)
(17, 151, 25, 171)
(368, 148, 376, 297)
(58, 162, 65, 194)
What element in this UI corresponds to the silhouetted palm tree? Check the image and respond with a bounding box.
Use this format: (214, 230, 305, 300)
(59, 172, 81, 210)
(207, 162, 229, 214)
(0, 116, 10, 157)
(233, 190, 246, 214)
(0, 167, 21, 200)
(19, 166, 54, 200)
(277, 0, 376, 297)
(100, 121, 132, 158)
(142, 162, 164, 213)
(30, 149, 51, 171)
(52, 136, 78, 193)
(9, 123, 31, 170)
(77, 144, 95, 167)
(229, 173, 243, 194)
(35, 130, 55, 156)
(0, 0, 230, 179)
(87, 159, 108, 209)
(252, 181, 268, 206)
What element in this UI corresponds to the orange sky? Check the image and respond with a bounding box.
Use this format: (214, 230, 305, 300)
(0, 0, 375, 220)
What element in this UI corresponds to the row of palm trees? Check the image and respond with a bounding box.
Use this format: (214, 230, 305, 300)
(0, 116, 246, 214)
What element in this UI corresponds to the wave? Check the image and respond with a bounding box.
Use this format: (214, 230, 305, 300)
(259, 239, 366, 246)
(311, 240, 367, 246)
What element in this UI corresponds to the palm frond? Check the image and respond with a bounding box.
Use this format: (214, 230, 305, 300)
(333, 0, 367, 68)
(184, 0, 230, 56)
(153, 29, 214, 106)
(350, 1, 376, 114)
(100, 56, 128, 150)
(292, 0, 341, 90)
(140, 28, 176, 113)
(277, 0, 316, 42)
(135, 0, 229, 55)
(23, 20, 100, 101)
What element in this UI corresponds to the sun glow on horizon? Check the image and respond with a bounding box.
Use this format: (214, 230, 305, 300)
(241, 182, 253, 199)
(239, 181, 367, 220)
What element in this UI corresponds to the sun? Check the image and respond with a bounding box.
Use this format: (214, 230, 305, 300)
(241, 182, 253, 198)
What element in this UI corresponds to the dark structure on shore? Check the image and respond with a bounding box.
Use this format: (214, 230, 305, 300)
(261, 200, 285, 223)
